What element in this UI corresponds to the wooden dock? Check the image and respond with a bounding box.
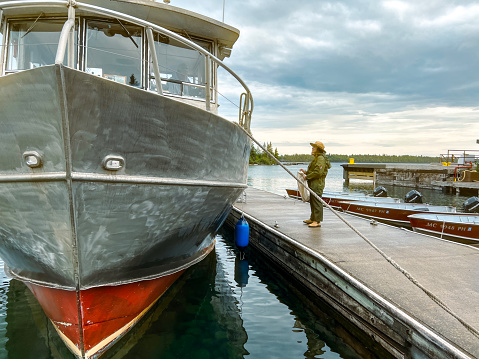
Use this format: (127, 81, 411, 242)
(342, 163, 479, 196)
(225, 188, 479, 359)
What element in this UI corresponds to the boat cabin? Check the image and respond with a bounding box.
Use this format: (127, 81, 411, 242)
(0, 0, 243, 113)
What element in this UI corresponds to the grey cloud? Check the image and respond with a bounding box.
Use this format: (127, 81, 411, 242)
(218, 1, 479, 108)
(177, 0, 479, 155)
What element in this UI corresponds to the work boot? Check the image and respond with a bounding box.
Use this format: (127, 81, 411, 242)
(303, 219, 313, 224)
(308, 221, 321, 228)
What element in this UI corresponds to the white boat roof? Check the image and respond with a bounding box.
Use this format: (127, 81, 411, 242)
(0, 0, 240, 51)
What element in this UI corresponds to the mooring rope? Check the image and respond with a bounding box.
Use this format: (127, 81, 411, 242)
(237, 124, 479, 340)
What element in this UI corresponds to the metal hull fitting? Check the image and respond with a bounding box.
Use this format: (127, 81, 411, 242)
(408, 213, 479, 246)
(0, 65, 250, 357)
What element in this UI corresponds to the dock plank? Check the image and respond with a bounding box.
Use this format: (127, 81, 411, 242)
(232, 187, 479, 358)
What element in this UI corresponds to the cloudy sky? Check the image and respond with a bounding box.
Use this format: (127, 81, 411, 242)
(174, 0, 479, 156)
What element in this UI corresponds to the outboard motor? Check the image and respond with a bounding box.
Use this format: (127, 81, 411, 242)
(405, 190, 423, 203)
(463, 196, 479, 213)
(373, 186, 388, 197)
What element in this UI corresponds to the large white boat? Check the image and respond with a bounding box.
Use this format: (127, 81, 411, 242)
(0, 1, 253, 357)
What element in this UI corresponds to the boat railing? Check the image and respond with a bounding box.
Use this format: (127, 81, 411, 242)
(440, 150, 479, 167)
(0, 0, 254, 132)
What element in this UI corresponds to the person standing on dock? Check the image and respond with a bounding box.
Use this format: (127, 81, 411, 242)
(300, 141, 331, 228)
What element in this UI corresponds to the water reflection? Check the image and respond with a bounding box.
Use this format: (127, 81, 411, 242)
(0, 234, 375, 358)
(234, 254, 249, 288)
(4, 277, 73, 359)
(105, 241, 249, 359)
(248, 163, 471, 208)
(226, 230, 368, 359)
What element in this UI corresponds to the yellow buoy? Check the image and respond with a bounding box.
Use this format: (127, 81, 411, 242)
(349, 158, 355, 164)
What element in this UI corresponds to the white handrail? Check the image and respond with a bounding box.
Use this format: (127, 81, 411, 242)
(55, 18, 74, 64)
(205, 54, 211, 111)
(67, 2, 74, 67)
(0, 0, 254, 129)
(145, 27, 163, 95)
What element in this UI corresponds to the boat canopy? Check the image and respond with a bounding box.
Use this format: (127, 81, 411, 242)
(0, 0, 252, 130)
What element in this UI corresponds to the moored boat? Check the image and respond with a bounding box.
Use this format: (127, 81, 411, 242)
(285, 189, 400, 207)
(322, 192, 400, 208)
(286, 189, 368, 200)
(0, 1, 253, 357)
(286, 188, 303, 200)
(408, 213, 479, 246)
(339, 201, 457, 228)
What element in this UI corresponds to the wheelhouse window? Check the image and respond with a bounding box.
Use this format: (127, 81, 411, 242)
(6, 18, 77, 71)
(86, 20, 142, 88)
(150, 33, 212, 99)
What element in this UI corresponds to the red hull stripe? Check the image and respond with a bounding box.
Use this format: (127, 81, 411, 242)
(25, 282, 81, 348)
(409, 218, 479, 242)
(25, 271, 184, 357)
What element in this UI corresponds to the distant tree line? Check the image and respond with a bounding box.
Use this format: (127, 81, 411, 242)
(249, 147, 440, 164)
(249, 143, 280, 165)
(278, 153, 440, 163)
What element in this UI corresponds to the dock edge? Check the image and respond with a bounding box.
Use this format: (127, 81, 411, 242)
(226, 207, 474, 359)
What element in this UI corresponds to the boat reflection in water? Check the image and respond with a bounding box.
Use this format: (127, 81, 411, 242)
(1, 247, 249, 359)
(4, 275, 73, 359)
(0, 0, 253, 357)
(2, 236, 381, 358)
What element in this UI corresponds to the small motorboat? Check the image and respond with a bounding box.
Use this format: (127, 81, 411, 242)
(408, 213, 479, 246)
(322, 192, 400, 208)
(285, 188, 303, 200)
(285, 189, 400, 208)
(338, 201, 457, 228)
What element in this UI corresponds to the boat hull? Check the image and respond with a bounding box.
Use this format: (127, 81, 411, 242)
(0, 65, 250, 357)
(408, 214, 479, 246)
(339, 202, 456, 228)
(323, 194, 400, 208)
(285, 189, 400, 208)
(286, 189, 302, 200)
(24, 269, 187, 358)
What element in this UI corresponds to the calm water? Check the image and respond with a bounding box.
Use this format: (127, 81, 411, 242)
(0, 232, 370, 359)
(0, 163, 466, 358)
(248, 163, 471, 208)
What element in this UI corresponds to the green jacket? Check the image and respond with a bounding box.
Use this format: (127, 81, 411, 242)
(306, 153, 331, 193)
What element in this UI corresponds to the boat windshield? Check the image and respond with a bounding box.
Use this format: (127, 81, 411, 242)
(6, 18, 77, 72)
(1, 11, 250, 114)
(149, 33, 212, 99)
(85, 20, 142, 88)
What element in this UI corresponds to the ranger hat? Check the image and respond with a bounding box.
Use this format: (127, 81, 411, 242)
(310, 141, 325, 150)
